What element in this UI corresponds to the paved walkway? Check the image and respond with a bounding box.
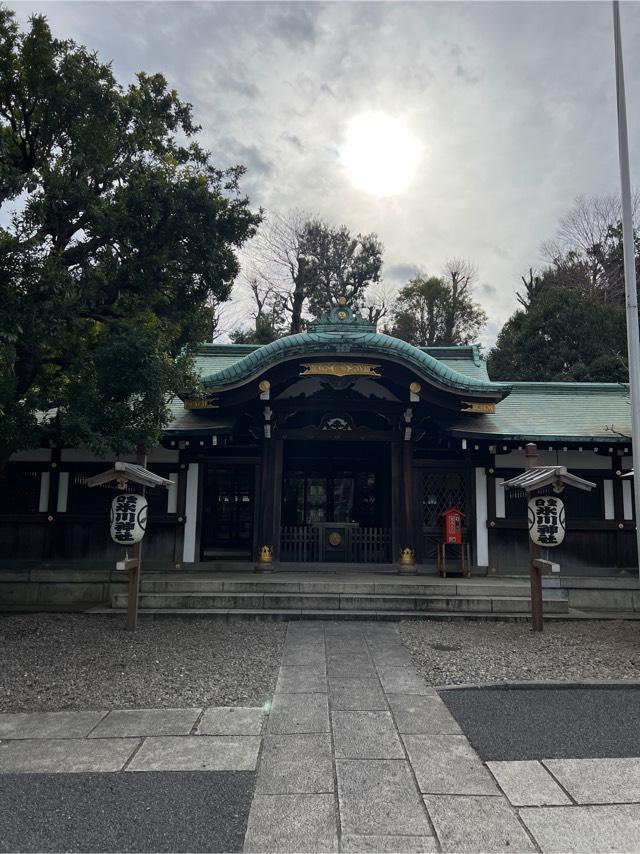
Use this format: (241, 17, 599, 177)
(0, 706, 265, 772)
(244, 620, 640, 853)
(2, 620, 640, 852)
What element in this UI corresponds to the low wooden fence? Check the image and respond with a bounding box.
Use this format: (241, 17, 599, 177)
(280, 526, 391, 562)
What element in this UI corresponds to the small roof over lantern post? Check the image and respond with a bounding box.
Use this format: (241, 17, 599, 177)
(87, 460, 174, 632)
(501, 443, 596, 632)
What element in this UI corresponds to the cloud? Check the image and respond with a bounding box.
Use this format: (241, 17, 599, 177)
(6, 0, 640, 345)
(385, 263, 422, 284)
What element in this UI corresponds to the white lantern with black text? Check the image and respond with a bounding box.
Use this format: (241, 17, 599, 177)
(110, 493, 148, 545)
(528, 496, 565, 547)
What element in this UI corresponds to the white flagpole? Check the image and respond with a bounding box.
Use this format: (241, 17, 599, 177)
(613, 0, 640, 577)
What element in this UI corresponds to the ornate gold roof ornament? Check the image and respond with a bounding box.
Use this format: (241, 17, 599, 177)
(184, 398, 219, 410)
(461, 401, 496, 414)
(300, 362, 381, 378)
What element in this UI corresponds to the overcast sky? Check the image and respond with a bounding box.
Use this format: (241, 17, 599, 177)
(9, 1, 640, 343)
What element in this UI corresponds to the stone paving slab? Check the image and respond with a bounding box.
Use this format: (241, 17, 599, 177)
(340, 835, 437, 852)
(520, 803, 640, 853)
(487, 760, 572, 807)
(336, 759, 433, 837)
(267, 692, 330, 734)
(281, 646, 326, 667)
(327, 654, 376, 678)
(243, 793, 338, 853)
(386, 694, 462, 735)
(198, 707, 265, 736)
(332, 711, 404, 759)
(89, 708, 201, 738)
(403, 734, 500, 795)
(0, 710, 107, 740)
(325, 637, 369, 655)
(424, 794, 537, 853)
(276, 665, 327, 694)
(328, 678, 387, 711)
(255, 733, 334, 795)
(377, 667, 434, 695)
(367, 646, 412, 667)
(127, 735, 260, 771)
(0, 737, 138, 773)
(543, 757, 640, 804)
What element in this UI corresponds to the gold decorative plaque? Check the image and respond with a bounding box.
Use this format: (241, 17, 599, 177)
(300, 362, 381, 378)
(184, 398, 219, 410)
(259, 380, 271, 392)
(461, 401, 496, 414)
(328, 531, 342, 546)
(409, 382, 422, 394)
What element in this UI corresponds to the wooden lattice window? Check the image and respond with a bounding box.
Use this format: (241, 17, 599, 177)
(0, 467, 41, 513)
(421, 471, 466, 528)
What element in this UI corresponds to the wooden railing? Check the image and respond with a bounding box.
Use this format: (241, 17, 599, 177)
(280, 526, 321, 562)
(280, 526, 391, 562)
(351, 527, 391, 562)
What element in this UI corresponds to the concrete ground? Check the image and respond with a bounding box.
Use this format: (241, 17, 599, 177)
(440, 685, 640, 760)
(1, 621, 640, 852)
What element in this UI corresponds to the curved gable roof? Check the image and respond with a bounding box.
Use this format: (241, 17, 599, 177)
(200, 306, 509, 401)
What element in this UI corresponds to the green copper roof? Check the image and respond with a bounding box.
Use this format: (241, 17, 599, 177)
(421, 346, 490, 382)
(197, 307, 506, 398)
(444, 383, 631, 442)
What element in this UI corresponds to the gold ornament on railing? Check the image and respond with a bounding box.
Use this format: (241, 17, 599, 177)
(400, 548, 415, 566)
(258, 545, 273, 564)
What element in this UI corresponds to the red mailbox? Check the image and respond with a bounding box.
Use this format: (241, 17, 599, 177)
(442, 508, 464, 545)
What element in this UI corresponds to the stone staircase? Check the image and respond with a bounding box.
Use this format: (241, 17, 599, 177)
(107, 572, 570, 620)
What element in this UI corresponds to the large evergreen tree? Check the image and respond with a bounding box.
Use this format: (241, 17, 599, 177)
(0, 10, 260, 464)
(487, 288, 627, 382)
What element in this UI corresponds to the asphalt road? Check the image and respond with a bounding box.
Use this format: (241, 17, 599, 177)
(0, 771, 255, 852)
(440, 686, 640, 761)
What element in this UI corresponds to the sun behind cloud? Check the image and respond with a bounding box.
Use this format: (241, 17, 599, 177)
(339, 111, 423, 198)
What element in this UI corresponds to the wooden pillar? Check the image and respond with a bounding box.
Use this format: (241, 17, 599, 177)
(613, 451, 625, 569)
(271, 439, 284, 561)
(391, 442, 402, 565)
(44, 446, 61, 560)
(256, 437, 276, 570)
(399, 441, 417, 574)
(174, 452, 188, 565)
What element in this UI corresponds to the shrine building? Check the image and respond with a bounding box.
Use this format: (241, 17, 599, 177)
(1, 302, 635, 577)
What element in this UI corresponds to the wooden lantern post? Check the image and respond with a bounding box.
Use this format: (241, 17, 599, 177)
(87, 461, 174, 633)
(502, 448, 595, 634)
(526, 443, 544, 632)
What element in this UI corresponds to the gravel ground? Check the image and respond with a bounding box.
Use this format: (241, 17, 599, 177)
(0, 615, 285, 712)
(400, 619, 640, 686)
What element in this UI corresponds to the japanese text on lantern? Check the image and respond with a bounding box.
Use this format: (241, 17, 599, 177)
(110, 493, 147, 545)
(527, 496, 565, 547)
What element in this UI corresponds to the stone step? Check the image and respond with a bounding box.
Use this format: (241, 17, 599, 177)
(95, 606, 588, 622)
(139, 578, 535, 598)
(111, 591, 569, 614)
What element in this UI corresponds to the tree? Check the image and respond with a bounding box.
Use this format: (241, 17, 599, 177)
(0, 10, 259, 464)
(233, 211, 383, 340)
(301, 220, 383, 318)
(487, 288, 627, 382)
(541, 193, 640, 306)
(389, 273, 487, 346)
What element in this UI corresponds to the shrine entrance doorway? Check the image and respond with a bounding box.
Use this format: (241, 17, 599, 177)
(279, 441, 392, 562)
